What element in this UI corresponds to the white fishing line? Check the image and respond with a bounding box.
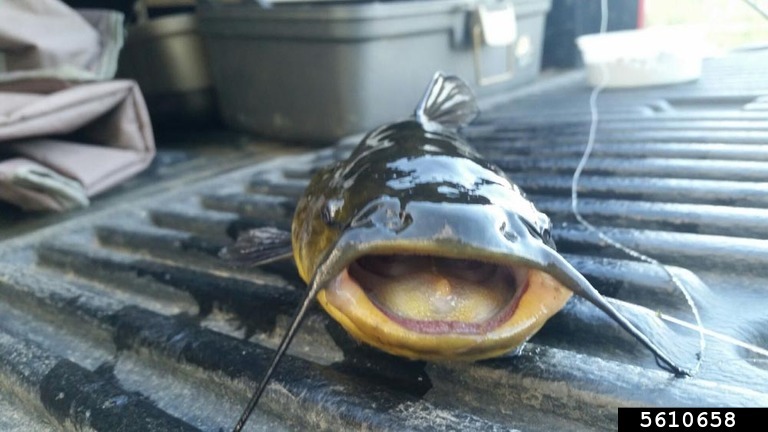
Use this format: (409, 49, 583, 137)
(659, 313, 768, 359)
(570, 0, 707, 375)
(618, 300, 768, 359)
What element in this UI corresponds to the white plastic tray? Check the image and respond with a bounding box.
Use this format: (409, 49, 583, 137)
(576, 27, 705, 88)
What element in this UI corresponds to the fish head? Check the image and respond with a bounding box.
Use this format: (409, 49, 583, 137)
(310, 195, 573, 361)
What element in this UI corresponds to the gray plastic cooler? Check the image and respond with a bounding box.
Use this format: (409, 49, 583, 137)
(198, 0, 551, 142)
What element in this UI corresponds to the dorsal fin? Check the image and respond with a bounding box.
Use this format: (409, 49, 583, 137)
(415, 72, 479, 129)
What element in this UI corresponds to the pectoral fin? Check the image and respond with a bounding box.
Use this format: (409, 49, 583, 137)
(603, 297, 702, 372)
(543, 248, 695, 376)
(220, 227, 293, 266)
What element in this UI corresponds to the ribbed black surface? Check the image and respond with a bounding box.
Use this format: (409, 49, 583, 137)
(0, 52, 767, 431)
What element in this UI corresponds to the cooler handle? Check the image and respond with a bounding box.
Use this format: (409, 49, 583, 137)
(472, 2, 518, 86)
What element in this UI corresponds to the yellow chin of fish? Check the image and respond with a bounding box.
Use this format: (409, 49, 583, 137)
(316, 264, 572, 361)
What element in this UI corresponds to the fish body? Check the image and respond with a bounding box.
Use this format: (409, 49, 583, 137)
(227, 72, 690, 431)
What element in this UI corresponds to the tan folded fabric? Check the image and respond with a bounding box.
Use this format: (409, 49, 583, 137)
(9, 138, 152, 196)
(0, 157, 89, 212)
(0, 80, 156, 211)
(0, 0, 124, 83)
(0, 1, 155, 212)
(0, 80, 154, 154)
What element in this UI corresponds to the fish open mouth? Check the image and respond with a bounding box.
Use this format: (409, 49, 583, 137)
(317, 253, 572, 361)
(347, 255, 527, 335)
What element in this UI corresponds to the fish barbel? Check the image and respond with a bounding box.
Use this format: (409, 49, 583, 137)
(225, 72, 692, 431)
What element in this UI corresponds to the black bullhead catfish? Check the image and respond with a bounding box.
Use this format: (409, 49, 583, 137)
(224, 73, 692, 431)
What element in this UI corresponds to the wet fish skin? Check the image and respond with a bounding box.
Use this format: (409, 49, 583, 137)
(292, 115, 575, 360)
(227, 72, 691, 432)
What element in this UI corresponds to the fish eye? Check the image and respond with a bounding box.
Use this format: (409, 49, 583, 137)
(540, 227, 554, 246)
(321, 205, 333, 225)
(322, 199, 340, 226)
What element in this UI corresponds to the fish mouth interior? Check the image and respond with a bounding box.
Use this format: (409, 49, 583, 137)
(344, 255, 529, 335)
